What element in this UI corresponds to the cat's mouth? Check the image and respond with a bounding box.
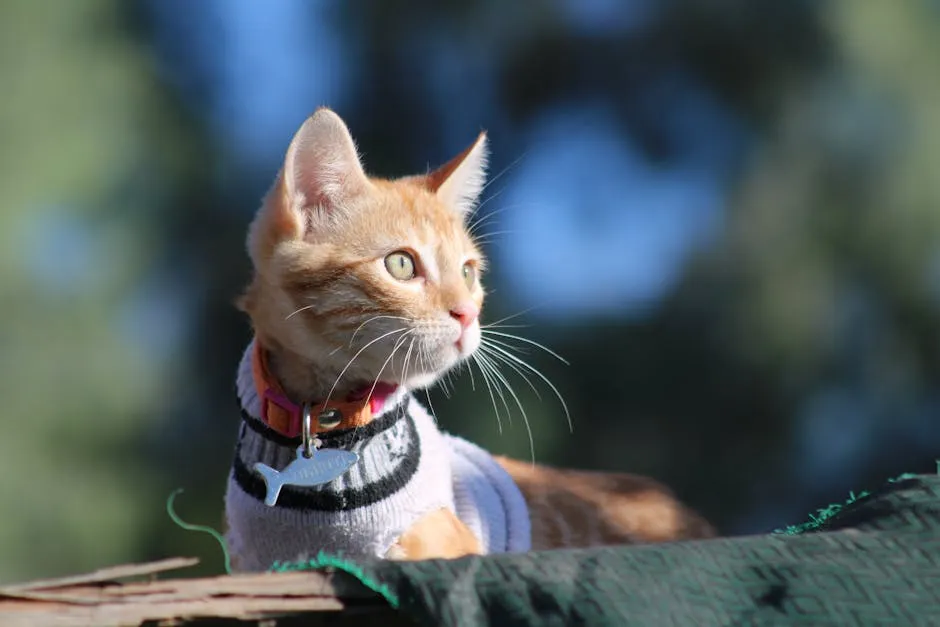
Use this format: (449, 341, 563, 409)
(346, 380, 399, 403)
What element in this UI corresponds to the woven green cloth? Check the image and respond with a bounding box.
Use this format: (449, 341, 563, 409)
(335, 473, 940, 626)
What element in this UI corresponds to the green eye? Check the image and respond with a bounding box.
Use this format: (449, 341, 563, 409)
(462, 262, 477, 289)
(385, 251, 416, 280)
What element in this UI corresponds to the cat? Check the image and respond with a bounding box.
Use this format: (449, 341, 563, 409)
(223, 108, 713, 570)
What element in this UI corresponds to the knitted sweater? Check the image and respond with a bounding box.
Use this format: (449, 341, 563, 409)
(224, 342, 531, 571)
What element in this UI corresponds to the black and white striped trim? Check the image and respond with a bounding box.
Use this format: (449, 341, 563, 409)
(232, 396, 421, 512)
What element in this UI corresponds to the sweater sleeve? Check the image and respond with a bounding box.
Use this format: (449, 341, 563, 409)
(446, 434, 532, 553)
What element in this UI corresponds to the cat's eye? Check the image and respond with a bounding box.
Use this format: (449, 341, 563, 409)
(462, 262, 477, 289)
(385, 251, 416, 281)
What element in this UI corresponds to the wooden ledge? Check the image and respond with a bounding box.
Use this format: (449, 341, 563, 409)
(0, 558, 411, 627)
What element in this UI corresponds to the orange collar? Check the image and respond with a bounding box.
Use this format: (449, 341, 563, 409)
(251, 342, 396, 438)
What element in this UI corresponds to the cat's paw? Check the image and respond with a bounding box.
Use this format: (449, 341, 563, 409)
(384, 543, 408, 560)
(394, 508, 482, 559)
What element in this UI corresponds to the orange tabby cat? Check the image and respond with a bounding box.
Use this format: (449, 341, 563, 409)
(225, 108, 712, 568)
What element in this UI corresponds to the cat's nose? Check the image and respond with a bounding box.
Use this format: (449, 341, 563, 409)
(449, 303, 479, 329)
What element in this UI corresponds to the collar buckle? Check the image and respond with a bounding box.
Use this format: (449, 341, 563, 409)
(261, 388, 303, 437)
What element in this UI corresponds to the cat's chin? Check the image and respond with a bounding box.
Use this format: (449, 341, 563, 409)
(401, 372, 443, 392)
(395, 346, 475, 392)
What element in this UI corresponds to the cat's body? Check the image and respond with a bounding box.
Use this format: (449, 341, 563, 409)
(224, 109, 713, 570)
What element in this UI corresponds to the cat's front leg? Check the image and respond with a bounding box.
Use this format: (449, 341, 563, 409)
(384, 508, 482, 560)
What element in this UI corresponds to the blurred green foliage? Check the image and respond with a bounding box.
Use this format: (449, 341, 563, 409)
(1, 0, 939, 583)
(0, 0, 200, 580)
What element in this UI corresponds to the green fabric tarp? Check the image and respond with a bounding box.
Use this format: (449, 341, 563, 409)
(290, 472, 940, 626)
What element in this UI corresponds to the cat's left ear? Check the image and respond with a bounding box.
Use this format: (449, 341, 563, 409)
(283, 108, 370, 212)
(425, 132, 488, 219)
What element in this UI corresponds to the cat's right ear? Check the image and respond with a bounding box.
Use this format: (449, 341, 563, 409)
(424, 132, 488, 219)
(280, 108, 370, 229)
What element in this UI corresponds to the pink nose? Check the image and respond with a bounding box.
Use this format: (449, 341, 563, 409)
(450, 303, 479, 329)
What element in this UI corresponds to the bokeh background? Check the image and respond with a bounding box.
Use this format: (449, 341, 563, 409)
(2, 0, 939, 582)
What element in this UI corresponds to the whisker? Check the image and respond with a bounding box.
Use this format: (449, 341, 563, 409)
(472, 351, 509, 434)
(472, 198, 549, 225)
(364, 330, 413, 407)
(415, 342, 440, 423)
(321, 327, 408, 410)
(466, 353, 476, 392)
(468, 192, 507, 233)
(285, 304, 318, 320)
(468, 201, 540, 237)
(478, 344, 542, 401)
(470, 197, 548, 237)
(479, 323, 531, 330)
(479, 335, 535, 359)
(401, 336, 416, 392)
(481, 330, 570, 365)
(349, 315, 409, 348)
(445, 370, 457, 398)
(466, 152, 528, 232)
(423, 387, 438, 423)
(439, 372, 452, 399)
(478, 350, 513, 424)
(473, 353, 504, 434)
(468, 201, 510, 235)
(481, 305, 546, 329)
(480, 339, 572, 433)
(479, 152, 526, 196)
(472, 229, 520, 244)
(476, 347, 536, 464)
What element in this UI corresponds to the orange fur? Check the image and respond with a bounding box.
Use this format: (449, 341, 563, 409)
(241, 136, 486, 402)
(498, 458, 714, 548)
(388, 508, 483, 560)
(237, 108, 713, 559)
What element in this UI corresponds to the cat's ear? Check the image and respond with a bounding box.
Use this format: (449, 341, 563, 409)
(283, 108, 370, 214)
(426, 132, 488, 218)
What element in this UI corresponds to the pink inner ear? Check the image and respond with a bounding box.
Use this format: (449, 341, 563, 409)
(290, 153, 342, 210)
(282, 109, 370, 223)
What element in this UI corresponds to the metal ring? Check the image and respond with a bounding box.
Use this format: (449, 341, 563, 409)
(301, 403, 314, 458)
(318, 407, 343, 430)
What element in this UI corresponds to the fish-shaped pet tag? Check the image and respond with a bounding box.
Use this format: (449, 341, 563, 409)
(254, 445, 359, 507)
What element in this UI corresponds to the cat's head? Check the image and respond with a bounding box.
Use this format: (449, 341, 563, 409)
(241, 108, 487, 396)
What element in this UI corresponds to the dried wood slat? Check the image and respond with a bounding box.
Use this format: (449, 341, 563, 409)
(0, 597, 348, 627)
(0, 557, 199, 593)
(100, 571, 360, 601)
(0, 561, 407, 627)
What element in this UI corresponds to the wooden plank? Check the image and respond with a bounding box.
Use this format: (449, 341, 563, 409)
(99, 570, 370, 599)
(0, 597, 350, 627)
(2, 571, 377, 604)
(0, 561, 410, 627)
(0, 558, 199, 593)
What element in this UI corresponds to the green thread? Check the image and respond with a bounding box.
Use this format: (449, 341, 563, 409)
(166, 489, 232, 575)
(164, 491, 396, 607)
(270, 551, 399, 608)
(774, 463, 940, 536)
(773, 489, 869, 536)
